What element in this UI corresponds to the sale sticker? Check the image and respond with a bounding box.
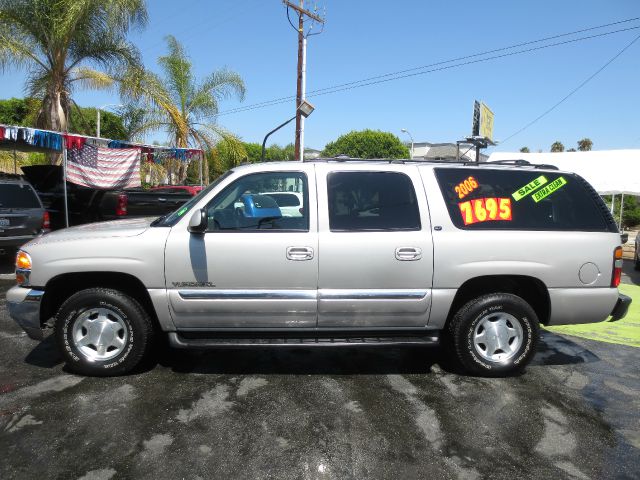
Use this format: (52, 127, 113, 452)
(459, 197, 513, 226)
(512, 175, 548, 201)
(532, 177, 567, 203)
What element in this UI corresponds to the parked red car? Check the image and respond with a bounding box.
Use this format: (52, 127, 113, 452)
(149, 185, 204, 196)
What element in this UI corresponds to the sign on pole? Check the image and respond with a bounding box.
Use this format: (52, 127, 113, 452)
(471, 100, 494, 142)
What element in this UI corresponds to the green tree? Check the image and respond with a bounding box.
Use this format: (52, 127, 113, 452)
(577, 138, 593, 151)
(68, 106, 126, 139)
(567, 148, 577, 152)
(121, 35, 245, 183)
(209, 137, 247, 179)
(322, 129, 409, 159)
(0, 97, 126, 139)
(0, 0, 147, 159)
(519, 147, 530, 153)
(603, 195, 640, 229)
(550, 141, 565, 152)
(0, 97, 36, 124)
(116, 103, 154, 142)
(242, 142, 263, 163)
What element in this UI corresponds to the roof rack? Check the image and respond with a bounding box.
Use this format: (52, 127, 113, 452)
(301, 156, 560, 170)
(304, 156, 408, 164)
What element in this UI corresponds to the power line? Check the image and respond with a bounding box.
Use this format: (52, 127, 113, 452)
(500, 32, 640, 144)
(211, 22, 640, 117)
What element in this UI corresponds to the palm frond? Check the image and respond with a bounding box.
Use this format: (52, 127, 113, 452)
(69, 67, 114, 90)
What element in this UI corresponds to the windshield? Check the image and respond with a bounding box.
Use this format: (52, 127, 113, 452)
(151, 170, 234, 227)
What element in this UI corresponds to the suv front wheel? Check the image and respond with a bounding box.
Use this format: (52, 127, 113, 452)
(55, 288, 154, 376)
(448, 293, 540, 377)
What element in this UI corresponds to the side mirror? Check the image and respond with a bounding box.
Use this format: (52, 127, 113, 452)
(188, 209, 207, 234)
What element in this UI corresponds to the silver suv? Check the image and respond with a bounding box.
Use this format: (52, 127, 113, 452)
(7, 159, 631, 377)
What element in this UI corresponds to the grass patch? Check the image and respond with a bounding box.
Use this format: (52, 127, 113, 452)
(546, 283, 640, 348)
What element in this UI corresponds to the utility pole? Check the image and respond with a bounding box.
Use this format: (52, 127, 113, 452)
(283, 1, 324, 161)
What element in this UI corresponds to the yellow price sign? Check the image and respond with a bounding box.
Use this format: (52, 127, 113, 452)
(479, 103, 494, 141)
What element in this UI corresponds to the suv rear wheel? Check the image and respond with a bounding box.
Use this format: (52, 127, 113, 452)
(55, 288, 154, 376)
(448, 293, 540, 377)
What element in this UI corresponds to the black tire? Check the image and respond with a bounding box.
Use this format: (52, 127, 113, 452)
(55, 288, 154, 376)
(447, 293, 540, 377)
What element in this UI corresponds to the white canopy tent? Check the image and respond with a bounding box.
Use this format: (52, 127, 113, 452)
(488, 149, 640, 195)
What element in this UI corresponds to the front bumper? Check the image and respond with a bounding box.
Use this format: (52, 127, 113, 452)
(6, 286, 44, 340)
(610, 293, 632, 322)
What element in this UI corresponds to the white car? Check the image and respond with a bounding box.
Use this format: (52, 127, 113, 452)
(260, 191, 304, 217)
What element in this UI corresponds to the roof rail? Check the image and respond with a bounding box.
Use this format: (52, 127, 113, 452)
(304, 157, 407, 164)
(483, 159, 559, 170)
(488, 159, 531, 166)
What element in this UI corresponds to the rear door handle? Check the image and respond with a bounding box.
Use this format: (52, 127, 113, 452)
(395, 247, 422, 261)
(287, 246, 314, 261)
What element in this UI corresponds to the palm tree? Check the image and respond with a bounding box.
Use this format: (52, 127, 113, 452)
(550, 141, 565, 152)
(0, 0, 147, 159)
(122, 35, 245, 183)
(577, 138, 593, 151)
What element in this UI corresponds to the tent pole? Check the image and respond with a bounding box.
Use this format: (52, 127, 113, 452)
(610, 194, 615, 214)
(199, 151, 203, 187)
(13, 150, 17, 174)
(619, 193, 625, 231)
(63, 146, 69, 228)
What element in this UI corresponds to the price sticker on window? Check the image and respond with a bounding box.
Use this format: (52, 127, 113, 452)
(459, 197, 512, 226)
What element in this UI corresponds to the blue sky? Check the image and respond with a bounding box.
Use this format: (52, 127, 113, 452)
(1, 0, 639, 153)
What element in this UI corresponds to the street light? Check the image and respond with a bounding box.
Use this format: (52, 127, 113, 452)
(401, 128, 414, 159)
(262, 100, 315, 162)
(97, 103, 123, 138)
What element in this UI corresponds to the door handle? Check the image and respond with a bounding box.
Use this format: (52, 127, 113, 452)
(287, 246, 314, 261)
(395, 247, 422, 261)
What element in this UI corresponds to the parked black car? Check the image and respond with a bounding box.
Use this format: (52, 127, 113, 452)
(0, 173, 50, 255)
(21, 165, 193, 229)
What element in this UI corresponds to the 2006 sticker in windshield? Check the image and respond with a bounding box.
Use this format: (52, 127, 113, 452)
(512, 175, 548, 201)
(459, 197, 512, 226)
(532, 177, 567, 202)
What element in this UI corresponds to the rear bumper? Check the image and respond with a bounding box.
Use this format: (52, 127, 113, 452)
(610, 293, 632, 322)
(6, 286, 44, 340)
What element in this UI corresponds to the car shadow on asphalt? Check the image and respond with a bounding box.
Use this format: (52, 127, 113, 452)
(153, 331, 599, 376)
(24, 335, 63, 369)
(20, 329, 600, 376)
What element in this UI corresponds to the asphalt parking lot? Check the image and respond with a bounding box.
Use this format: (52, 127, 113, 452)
(0, 261, 639, 479)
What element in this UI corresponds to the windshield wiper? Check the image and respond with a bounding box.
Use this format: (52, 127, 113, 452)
(150, 214, 168, 227)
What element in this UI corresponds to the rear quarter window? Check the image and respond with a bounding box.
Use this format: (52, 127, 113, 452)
(0, 183, 41, 209)
(434, 168, 616, 232)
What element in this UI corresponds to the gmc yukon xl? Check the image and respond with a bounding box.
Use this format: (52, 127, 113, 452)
(7, 159, 631, 377)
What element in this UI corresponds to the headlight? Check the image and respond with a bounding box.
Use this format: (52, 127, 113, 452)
(16, 251, 32, 286)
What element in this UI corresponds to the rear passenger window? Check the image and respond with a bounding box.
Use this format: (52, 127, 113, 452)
(434, 168, 615, 231)
(327, 172, 421, 231)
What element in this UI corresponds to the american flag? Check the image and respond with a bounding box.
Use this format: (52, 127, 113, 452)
(66, 145, 141, 189)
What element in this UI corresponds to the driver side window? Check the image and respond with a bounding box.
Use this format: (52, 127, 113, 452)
(205, 171, 309, 231)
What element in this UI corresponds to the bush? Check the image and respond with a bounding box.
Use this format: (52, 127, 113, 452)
(322, 129, 409, 159)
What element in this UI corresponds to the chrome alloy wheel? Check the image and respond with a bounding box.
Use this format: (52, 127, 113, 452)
(72, 308, 128, 361)
(473, 312, 523, 363)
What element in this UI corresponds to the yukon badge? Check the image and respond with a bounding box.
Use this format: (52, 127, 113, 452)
(172, 282, 216, 288)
